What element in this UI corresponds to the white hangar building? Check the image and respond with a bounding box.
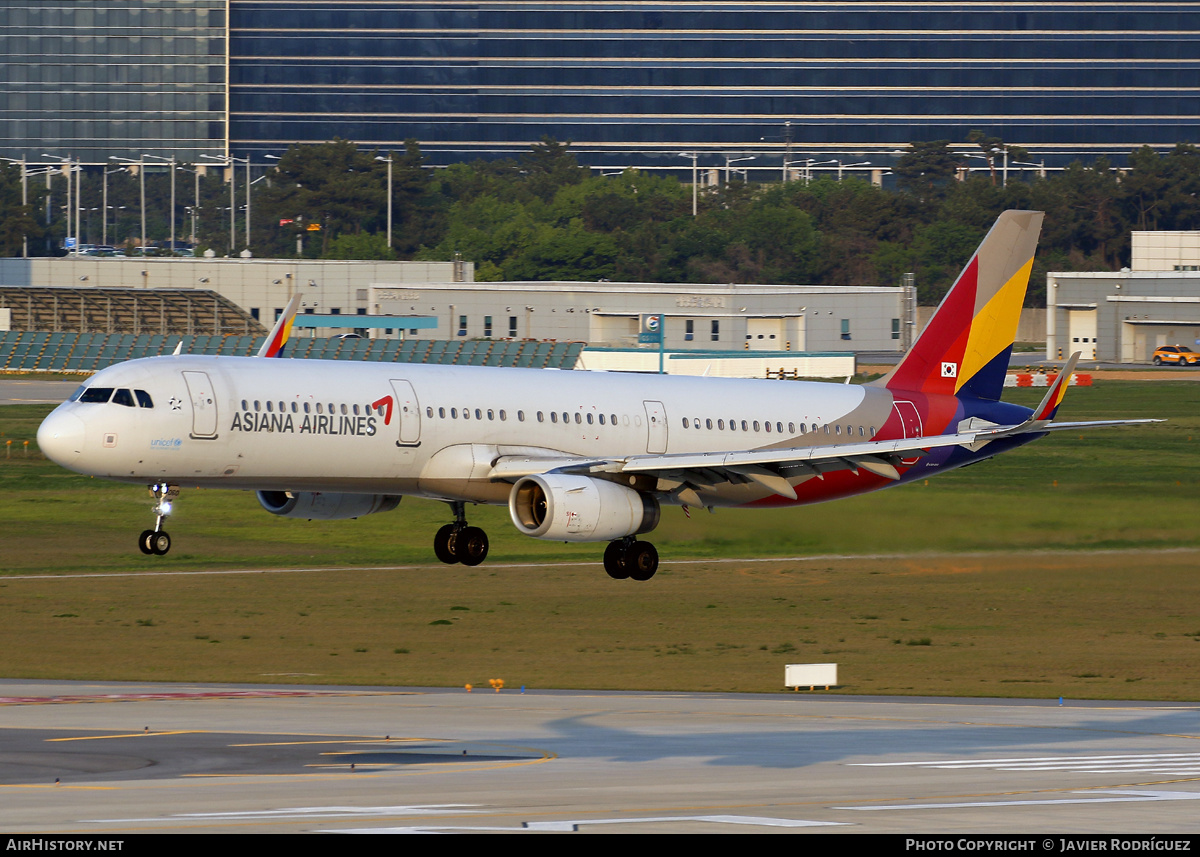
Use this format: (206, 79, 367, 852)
(1048, 232, 1200, 364)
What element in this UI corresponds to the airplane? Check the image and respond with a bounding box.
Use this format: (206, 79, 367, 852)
(36, 210, 1155, 580)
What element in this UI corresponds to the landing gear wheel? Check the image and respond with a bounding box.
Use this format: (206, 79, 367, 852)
(148, 531, 171, 556)
(138, 529, 155, 555)
(627, 541, 659, 581)
(458, 526, 489, 567)
(434, 524, 460, 564)
(603, 540, 631, 580)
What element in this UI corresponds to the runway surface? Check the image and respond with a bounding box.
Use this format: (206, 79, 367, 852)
(1, 680, 1198, 834)
(0, 378, 77, 405)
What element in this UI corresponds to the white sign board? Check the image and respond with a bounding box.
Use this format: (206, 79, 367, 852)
(785, 663, 838, 689)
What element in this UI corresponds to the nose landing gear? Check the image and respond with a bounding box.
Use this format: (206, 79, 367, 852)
(138, 483, 176, 556)
(433, 501, 489, 567)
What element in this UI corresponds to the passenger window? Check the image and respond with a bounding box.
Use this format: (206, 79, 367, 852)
(788, 422, 795, 434)
(500, 410, 507, 421)
(753, 421, 760, 432)
(586, 413, 593, 424)
(135, 390, 154, 408)
(475, 408, 483, 420)
(683, 418, 690, 428)
(537, 411, 544, 422)
(315, 403, 322, 414)
(112, 388, 135, 407)
(706, 419, 713, 430)
(599, 414, 606, 425)
(424, 406, 431, 418)
(487, 409, 494, 421)
(290, 402, 298, 413)
(266, 401, 274, 412)
(518, 411, 525, 422)
(574, 413, 581, 424)
(764, 421, 771, 433)
(439, 407, 445, 418)
(304, 403, 311, 414)
(741, 420, 748, 431)
(341, 404, 348, 415)
(718, 419, 725, 430)
(255, 400, 262, 412)
(451, 408, 458, 418)
(241, 399, 248, 411)
(551, 412, 558, 423)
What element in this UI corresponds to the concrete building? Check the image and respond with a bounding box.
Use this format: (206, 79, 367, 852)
(0, 257, 909, 354)
(1048, 232, 1200, 363)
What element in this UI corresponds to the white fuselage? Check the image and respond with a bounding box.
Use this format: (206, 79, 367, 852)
(38, 354, 896, 507)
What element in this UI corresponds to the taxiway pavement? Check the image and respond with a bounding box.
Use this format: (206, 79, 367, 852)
(0, 680, 1198, 834)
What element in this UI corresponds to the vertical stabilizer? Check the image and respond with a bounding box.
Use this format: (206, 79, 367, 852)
(258, 292, 302, 358)
(880, 210, 1043, 401)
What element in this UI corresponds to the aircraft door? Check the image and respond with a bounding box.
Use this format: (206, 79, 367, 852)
(389, 379, 421, 446)
(181, 371, 219, 439)
(892, 401, 922, 465)
(643, 400, 667, 454)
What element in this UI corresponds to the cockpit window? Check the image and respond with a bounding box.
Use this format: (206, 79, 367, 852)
(68, 385, 86, 402)
(112, 388, 135, 407)
(135, 389, 154, 408)
(79, 387, 114, 404)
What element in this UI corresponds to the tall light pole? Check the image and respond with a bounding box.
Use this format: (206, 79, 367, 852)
(113, 156, 147, 251)
(723, 154, 755, 184)
(375, 154, 393, 248)
(678, 152, 698, 216)
(201, 154, 238, 254)
(835, 160, 870, 181)
(43, 154, 81, 253)
(1, 157, 30, 256)
(144, 154, 177, 252)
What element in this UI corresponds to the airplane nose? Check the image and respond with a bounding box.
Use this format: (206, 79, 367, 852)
(37, 408, 85, 468)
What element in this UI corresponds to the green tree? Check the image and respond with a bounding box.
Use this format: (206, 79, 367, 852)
(893, 141, 963, 198)
(0, 162, 45, 256)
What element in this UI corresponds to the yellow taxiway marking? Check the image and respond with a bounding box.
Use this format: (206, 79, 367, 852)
(47, 731, 205, 742)
(229, 738, 430, 747)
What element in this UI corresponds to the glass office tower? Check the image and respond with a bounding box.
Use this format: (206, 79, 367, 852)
(0, 0, 226, 164)
(4, 2, 1200, 170)
(228, 1, 1200, 170)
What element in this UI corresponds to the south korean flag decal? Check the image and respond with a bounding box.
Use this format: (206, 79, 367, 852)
(940, 362, 958, 378)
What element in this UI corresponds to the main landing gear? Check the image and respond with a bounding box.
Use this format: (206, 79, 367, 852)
(433, 501, 490, 567)
(603, 537, 659, 581)
(138, 483, 175, 556)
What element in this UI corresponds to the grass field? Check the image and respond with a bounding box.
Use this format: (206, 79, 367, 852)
(2, 380, 1199, 698)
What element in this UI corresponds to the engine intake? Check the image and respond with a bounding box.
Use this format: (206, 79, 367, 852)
(508, 474, 659, 542)
(256, 491, 401, 521)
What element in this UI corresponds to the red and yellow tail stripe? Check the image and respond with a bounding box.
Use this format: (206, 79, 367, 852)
(881, 211, 1044, 402)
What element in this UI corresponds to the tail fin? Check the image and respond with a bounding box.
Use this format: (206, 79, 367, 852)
(880, 210, 1044, 401)
(258, 292, 302, 358)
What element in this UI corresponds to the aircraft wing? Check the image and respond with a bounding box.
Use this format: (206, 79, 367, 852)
(489, 412, 1154, 502)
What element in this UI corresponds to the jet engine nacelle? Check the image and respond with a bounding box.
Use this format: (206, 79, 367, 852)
(256, 490, 401, 521)
(508, 474, 660, 542)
